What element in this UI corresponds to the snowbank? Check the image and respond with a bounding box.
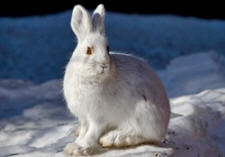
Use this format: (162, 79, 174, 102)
(1, 11, 225, 82)
(161, 51, 225, 97)
(0, 52, 224, 157)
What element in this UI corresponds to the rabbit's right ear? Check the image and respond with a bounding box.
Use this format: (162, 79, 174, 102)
(71, 5, 92, 41)
(92, 4, 105, 34)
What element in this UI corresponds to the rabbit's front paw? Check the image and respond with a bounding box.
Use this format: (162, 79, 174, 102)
(63, 142, 93, 156)
(99, 130, 144, 148)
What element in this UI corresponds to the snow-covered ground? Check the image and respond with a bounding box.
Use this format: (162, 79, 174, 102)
(1, 10, 225, 157)
(0, 52, 225, 157)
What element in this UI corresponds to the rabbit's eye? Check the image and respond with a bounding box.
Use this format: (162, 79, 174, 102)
(86, 46, 93, 55)
(107, 45, 110, 53)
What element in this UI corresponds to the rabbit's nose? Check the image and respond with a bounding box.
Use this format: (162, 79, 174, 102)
(100, 64, 107, 69)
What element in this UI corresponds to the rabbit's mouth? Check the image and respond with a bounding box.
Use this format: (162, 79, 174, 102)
(79, 59, 115, 80)
(77, 60, 115, 84)
(99, 64, 109, 74)
(81, 63, 110, 78)
(96, 65, 109, 75)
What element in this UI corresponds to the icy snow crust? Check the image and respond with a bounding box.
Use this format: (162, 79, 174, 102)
(0, 52, 225, 157)
(0, 11, 225, 82)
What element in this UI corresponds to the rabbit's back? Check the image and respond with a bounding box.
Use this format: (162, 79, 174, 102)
(111, 52, 169, 108)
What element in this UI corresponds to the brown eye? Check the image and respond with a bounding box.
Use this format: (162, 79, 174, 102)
(86, 46, 93, 55)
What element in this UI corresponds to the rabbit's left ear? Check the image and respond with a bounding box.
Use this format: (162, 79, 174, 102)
(92, 4, 105, 34)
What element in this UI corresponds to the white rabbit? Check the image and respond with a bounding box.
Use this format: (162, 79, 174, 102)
(63, 4, 170, 156)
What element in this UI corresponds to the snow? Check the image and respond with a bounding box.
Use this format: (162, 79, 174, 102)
(161, 51, 225, 97)
(1, 11, 225, 82)
(1, 10, 225, 157)
(0, 52, 225, 157)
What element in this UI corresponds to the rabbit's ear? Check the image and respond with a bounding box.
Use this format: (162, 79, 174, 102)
(92, 4, 105, 34)
(71, 5, 92, 41)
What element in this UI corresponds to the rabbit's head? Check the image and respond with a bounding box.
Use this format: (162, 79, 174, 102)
(71, 4, 112, 79)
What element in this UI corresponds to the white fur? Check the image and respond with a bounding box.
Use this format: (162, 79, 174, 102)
(63, 4, 170, 156)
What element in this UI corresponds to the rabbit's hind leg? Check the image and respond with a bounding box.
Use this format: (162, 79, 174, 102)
(99, 130, 145, 148)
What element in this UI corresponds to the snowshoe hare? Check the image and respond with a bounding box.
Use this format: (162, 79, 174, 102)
(63, 4, 170, 156)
